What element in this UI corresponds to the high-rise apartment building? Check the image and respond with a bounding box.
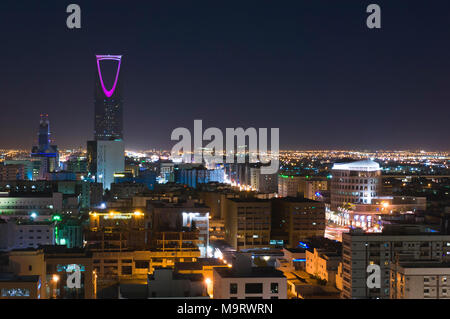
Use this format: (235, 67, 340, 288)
(224, 198, 271, 250)
(328, 160, 427, 231)
(31, 114, 59, 179)
(342, 227, 450, 299)
(271, 197, 326, 247)
(278, 175, 304, 197)
(390, 261, 450, 299)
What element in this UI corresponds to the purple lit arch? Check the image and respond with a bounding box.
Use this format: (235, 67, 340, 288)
(96, 55, 122, 98)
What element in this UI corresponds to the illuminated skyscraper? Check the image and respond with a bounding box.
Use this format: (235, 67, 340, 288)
(94, 55, 123, 141)
(31, 114, 59, 178)
(88, 55, 125, 190)
(37, 114, 51, 149)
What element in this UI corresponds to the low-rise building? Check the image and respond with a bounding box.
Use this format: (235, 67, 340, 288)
(0, 164, 25, 181)
(213, 254, 287, 299)
(91, 250, 201, 282)
(118, 268, 209, 299)
(147, 268, 208, 298)
(6, 247, 96, 299)
(390, 261, 450, 299)
(276, 248, 307, 272)
(175, 258, 230, 296)
(0, 219, 55, 251)
(0, 273, 40, 299)
(305, 248, 341, 287)
(148, 200, 210, 256)
(0, 191, 63, 221)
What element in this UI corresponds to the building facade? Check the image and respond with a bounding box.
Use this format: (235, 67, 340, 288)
(330, 160, 382, 210)
(224, 198, 271, 250)
(213, 254, 287, 299)
(271, 198, 325, 248)
(0, 220, 55, 251)
(390, 261, 450, 299)
(278, 175, 304, 198)
(342, 228, 450, 299)
(0, 192, 63, 221)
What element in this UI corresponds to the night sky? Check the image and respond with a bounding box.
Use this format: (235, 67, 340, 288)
(1, 0, 450, 151)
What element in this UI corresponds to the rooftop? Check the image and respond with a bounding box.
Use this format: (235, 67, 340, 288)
(344, 227, 446, 237)
(277, 197, 321, 203)
(214, 266, 285, 278)
(284, 247, 307, 253)
(332, 160, 380, 172)
(227, 198, 270, 203)
(148, 201, 209, 209)
(175, 258, 226, 271)
(0, 273, 40, 283)
(397, 261, 450, 269)
(0, 191, 55, 198)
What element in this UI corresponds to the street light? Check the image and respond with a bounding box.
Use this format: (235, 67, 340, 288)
(51, 274, 59, 299)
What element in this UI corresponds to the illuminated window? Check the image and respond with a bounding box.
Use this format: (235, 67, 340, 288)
(271, 282, 279, 294)
(1, 288, 30, 297)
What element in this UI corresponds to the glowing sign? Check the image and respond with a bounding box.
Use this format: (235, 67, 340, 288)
(297, 242, 309, 249)
(96, 55, 122, 98)
(57, 264, 85, 272)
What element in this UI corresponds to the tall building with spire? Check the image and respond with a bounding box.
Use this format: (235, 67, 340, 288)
(31, 114, 59, 178)
(88, 55, 125, 190)
(94, 55, 123, 141)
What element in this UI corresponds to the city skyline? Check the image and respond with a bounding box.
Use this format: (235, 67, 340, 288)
(1, 0, 450, 150)
(1, 0, 450, 304)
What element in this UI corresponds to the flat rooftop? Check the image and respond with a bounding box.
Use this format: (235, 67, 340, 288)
(284, 247, 307, 253)
(9, 246, 93, 258)
(0, 192, 54, 198)
(277, 197, 320, 203)
(147, 200, 209, 209)
(215, 266, 285, 278)
(175, 258, 226, 271)
(227, 198, 270, 203)
(398, 262, 450, 269)
(0, 273, 39, 283)
(344, 227, 446, 237)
